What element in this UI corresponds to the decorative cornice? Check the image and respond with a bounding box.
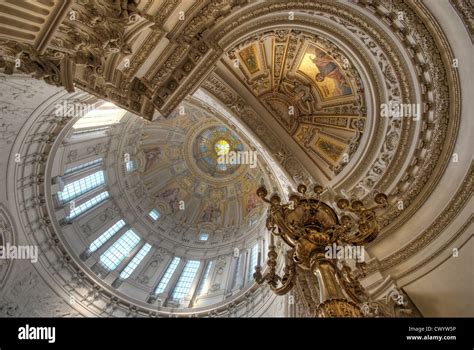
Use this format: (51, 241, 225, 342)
(374, 0, 461, 238)
(380, 162, 473, 271)
(450, 0, 474, 42)
(397, 215, 473, 280)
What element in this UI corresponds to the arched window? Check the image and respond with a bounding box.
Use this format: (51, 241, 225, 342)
(72, 102, 126, 130)
(58, 171, 105, 203)
(198, 231, 209, 241)
(171, 260, 200, 301)
(99, 229, 140, 270)
(89, 219, 125, 252)
(196, 260, 213, 296)
(247, 243, 258, 282)
(119, 243, 152, 279)
(67, 191, 109, 220)
(125, 160, 136, 172)
(148, 209, 160, 221)
(155, 257, 180, 294)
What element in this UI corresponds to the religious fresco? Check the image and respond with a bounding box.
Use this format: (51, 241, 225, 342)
(264, 97, 297, 131)
(244, 191, 260, 215)
(224, 32, 365, 178)
(143, 146, 161, 172)
(294, 125, 313, 144)
(238, 44, 260, 74)
(298, 44, 353, 100)
(314, 136, 347, 164)
(198, 201, 223, 224)
(157, 186, 181, 212)
(193, 126, 244, 176)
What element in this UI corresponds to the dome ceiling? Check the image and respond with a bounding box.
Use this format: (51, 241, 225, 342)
(224, 30, 366, 180)
(113, 98, 273, 254)
(193, 126, 244, 177)
(0, 0, 467, 318)
(38, 96, 284, 313)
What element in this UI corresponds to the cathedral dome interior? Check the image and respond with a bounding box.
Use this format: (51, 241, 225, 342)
(0, 0, 472, 325)
(44, 96, 281, 312)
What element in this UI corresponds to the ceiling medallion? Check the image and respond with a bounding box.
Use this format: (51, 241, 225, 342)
(185, 121, 252, 186)
(194, 126, 243, 176)
(214, 139, 230, 157)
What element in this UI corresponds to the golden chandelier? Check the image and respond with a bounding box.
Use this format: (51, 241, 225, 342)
(254, 184, 395, 317)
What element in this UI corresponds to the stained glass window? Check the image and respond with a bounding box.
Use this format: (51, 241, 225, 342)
(193, 126, 244, 176)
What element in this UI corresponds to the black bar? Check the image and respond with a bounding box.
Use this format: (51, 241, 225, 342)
(0, 317, 471, 349)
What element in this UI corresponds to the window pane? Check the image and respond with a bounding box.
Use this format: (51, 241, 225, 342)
(58, 171, 105, 203)
(67, 191, 109, 220)
(155, 257, 180, 294)
(196, 261, 213, 296)
(126, 160, 135, 172)
(249, 216, 258, 227)
(64, 158, 103, 175)
(232, 253, 243, 289)
(99, 229, 141, 271)
(119, 243, 152, 279)
(149, 209, 160, 221)
(89, 219, 125, 252)
(198, 231, 209, 241)
(171, 260, 200, 301)
(72, 126, 109, 135)
(247, 244, 258, 282)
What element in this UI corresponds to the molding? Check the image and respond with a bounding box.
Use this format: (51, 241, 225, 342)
(0, 205, 15, 290)
(450, 0, 474, 42)
(380, 162, 473, 271)
(397, 216, 473, 281)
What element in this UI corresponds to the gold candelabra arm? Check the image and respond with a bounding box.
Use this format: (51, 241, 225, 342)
(253, 265, 266, 284)
(336, 259, 370, 304)
(254, 183, 400, 317)
(253, 243, 279, 285)
(253, 245, 296, 295)
(270, 252, 296, 295)
(355, 260, 367, 277)
(334, 193, 388, 245)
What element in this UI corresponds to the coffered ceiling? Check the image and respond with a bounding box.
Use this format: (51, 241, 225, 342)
(219, 30, 366, 182)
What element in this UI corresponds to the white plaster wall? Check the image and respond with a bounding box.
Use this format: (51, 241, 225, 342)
(0, 74, 81, 317)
